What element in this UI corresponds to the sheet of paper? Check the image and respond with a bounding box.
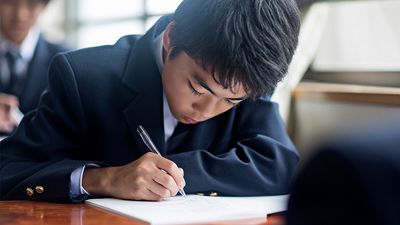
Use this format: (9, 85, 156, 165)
(10, 107, 24, 125)
(86, 194, 289, 225)
(0, 107, 23, 142)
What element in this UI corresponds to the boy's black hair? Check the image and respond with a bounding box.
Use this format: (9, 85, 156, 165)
(170, 0, 300, 99)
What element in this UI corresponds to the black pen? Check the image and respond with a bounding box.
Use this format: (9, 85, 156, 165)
(137, 125, 187, 198)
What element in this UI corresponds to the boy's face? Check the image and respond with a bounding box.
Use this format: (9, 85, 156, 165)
(0, 0, 46, 44)
(162, 24, 247, 124)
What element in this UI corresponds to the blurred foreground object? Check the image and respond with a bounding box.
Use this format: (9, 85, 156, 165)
(287, 120, 400, 225)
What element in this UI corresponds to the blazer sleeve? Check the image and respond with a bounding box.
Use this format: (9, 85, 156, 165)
(0, 54, 102, 202)
(167, 97, 299, 196)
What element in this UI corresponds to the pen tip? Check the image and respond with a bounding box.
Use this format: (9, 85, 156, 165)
(180, 189, 187, 198)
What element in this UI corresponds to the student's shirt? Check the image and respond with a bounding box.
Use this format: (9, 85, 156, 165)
(69, 31, 179, 201)
(0, 28, 40, 91)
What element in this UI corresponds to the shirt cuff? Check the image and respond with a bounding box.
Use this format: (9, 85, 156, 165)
(69, 164, 99, 202)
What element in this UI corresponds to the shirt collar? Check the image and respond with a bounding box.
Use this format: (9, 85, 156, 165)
(0, 27, 40, 61)
(153, 31, 165, 74)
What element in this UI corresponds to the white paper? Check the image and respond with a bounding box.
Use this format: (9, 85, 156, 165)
(86, 195, 289, 225)
(10, 107, 24, 125)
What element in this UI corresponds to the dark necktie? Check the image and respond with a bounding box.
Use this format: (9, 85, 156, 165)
(4, 51, 18, 93)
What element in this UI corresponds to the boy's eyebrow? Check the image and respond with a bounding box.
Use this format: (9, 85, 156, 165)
(192, 74, 247, 101)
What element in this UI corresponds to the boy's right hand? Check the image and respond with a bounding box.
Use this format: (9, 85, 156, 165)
(82, 152, 186, 201)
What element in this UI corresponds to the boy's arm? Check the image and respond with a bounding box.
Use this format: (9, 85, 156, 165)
(0, 54, 102, 202)
(167, 98, 299, 196)
(0, 53, 185, 203)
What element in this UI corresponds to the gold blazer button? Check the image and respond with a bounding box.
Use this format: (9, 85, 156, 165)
(35, 186, 45, 194)
(26, 188, 34, 196)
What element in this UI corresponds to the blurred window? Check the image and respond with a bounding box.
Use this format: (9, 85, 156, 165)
(67, 0, 182, 48)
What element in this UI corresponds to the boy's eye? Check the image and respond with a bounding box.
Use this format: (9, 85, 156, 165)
(225, 99, 237, 106)
(187, 79, 241, 106)
(187, 80, 203, 96)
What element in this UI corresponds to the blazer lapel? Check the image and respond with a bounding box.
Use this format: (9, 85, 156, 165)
(166, 115, 226, 154)
(122, 26, 166, 155)
(166, 122, 191, 152)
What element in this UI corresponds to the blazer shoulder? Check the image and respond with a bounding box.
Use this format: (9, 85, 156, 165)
(47, 41, 134, 105)
(114, 35, 142, 48)
(38, 36, 70, 56)
(58, 42, 131, 78)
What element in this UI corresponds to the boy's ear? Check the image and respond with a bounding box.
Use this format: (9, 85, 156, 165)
(163, 22, 174, 53)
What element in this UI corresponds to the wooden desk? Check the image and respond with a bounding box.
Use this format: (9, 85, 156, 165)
(0, 201, 285, 225)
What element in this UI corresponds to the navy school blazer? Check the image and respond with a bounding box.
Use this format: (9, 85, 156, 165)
(0, 16, 299, 202)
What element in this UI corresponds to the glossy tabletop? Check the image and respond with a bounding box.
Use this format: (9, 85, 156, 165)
(0, 201, 285, 225)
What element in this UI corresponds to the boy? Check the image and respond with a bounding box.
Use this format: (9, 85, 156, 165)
(0, 0, 69, 133)
(0, 0, 300, 202)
